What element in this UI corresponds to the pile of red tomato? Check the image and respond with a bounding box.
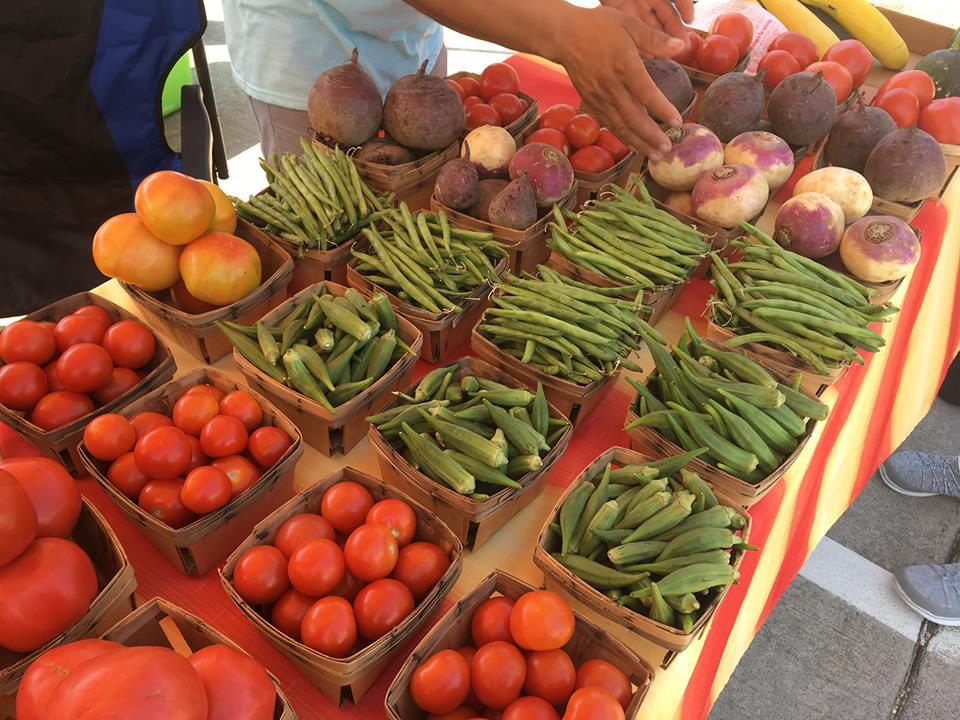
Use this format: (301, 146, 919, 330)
(872, 72, 959, 141)
(447, 63, 531, 131)
(16, 635, 276, 720)
(525, 104, 630, 174)
(410, 589, 633, 720)
(675, 13, 753, 75)
(0, 306, 157, 431)
(758, 34, 873, 103)
(83, 384, 293, 529)
(230, 481, 450, 659)
(0, 457, 94, 654)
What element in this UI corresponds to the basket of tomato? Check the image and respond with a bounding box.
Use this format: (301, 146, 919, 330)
(0, 292, 175, 470)
(385, 570, 654, 720)
(0, 456, 137, 708)
(673, 13, 752, 85)
(220, 466, 462, 706)
(448, 62, 539, 139)
(77, 367, 303, 576)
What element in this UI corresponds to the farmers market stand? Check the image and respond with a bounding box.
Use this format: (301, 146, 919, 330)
(4, 13, 960, 720)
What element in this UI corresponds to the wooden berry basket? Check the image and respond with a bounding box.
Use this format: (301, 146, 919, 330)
(367, 357, 573, 549)
(99, 598, 295, 720)
(385, 570, 655, 719)
(533, 447, 751, 659)
(0, 498, 137, 711)
(121, 221, 293, 364)
(0, 291, 176, 470)
(232, 282, 422, 455)
(430, 182, 578, 275)
(78, 367, 303, 576)
(220, 466, 462, 706)
(447, 71, 539, 139)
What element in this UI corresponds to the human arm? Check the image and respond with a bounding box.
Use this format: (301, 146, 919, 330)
(600, 0, 694, 40)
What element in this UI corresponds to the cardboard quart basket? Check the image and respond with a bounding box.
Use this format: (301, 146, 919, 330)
(447, 71, 539, 139)
(98, 598, 296, 719)
(533, 447, 751, 657)
(0, 291, 176, 470)
(0, 498, 137, 713)
(385, 570, 655, 719)
(231, 282, 422, 455)
(122, 221, 293, 364)
(367, 356, 573, 549)
(220, 466, 462, 706)
(78, 367, 303, 576)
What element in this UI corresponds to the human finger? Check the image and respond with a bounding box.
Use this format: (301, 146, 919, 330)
(651, 0, 687, 41)
(674, 0, 695, 23)
(609, 82, 672, 157)
(622, 13, 686, 59)
(620, 53, 682, 126)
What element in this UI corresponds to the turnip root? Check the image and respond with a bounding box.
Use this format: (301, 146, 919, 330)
(648, 124, 724, 192)
(691, 165, 768, 229)
(508, 143, 574, 207)
(773, 192, 845, 258)
(663, 191, 694, 216)
(462, 126, 516, 178)
(724, 131, 795, 193)
(793, 167, 872, 224)
(840, 215, 920, 283)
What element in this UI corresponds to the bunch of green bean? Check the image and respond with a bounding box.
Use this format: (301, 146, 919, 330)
(216, 287, 414, 412)
(548, 178, 710, 288)
(549, 455, 754, 631)
(625, 320, 830, 483)
(367, 364, 570, 499)
(350, 203, 507, 315)
(233, 139, 391, 252)
(709, 223, 898, 373)
(477, 266, 656, 386)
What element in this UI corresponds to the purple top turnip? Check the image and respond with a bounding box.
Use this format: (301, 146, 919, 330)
(724, 131, 795, 193)
(773, 192, 845, 259)
(463, 126, 516, 178)
(840, 215, 920, 283)
(691, 164, 769, 229)
(648, 124, 724, 192)
(508, 142, 575, 208)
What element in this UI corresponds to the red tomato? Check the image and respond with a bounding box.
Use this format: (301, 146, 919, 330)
(275, 513, 335, 559)
(188, 644, 275, 720)
(181, 466, 232, 514)
(502, 696, 560, 720)
(321, 481, 374, 535)
(806, 61, 853, 104)
(391, 541, 449, 601)
(758, 50, 801, 88)
(332, 569, 365, 603)
(471, 596, 515, 647)
(455, 646, 482, 710)
(53, 314, 106, 352)
(92, 366, 140, 405)
(106, 452, 151, 499)
(594, 128, 629, 162)
(172, 391, 220, 436)
(697, 35, 739, 74)
(184, 435, 207, 473)
(45, 646, 208, 720)
(457, 76, 481, 97)
(463, 95, 484, 111)
(526, 128, 571, 156)
(135, 425, 192, 478)
(56, 343, 113, 394)
(0, 469, 36, 568)
(301, 596, 357, 657)
(565, 113, 601, 149)
(129, 410, 172, 440)
(564, 687, 625, 720)
(44, 362, 65, 392)
(466, 103, 502, 129)
(472, 640, 527, 710)
(920, 97, 960, 144)
(1, 457, 81, 538)
(219, 390, 263, 431)
(353, 578, 414, 640)
(710, 12, 753, 58)
(770, 31, 818, 69)
(247, 426, 292, 469)
(101, 320, 155, 369)
(72, 305, 113, 328)
(488, 93, 526, 125)
(200, 415, 249, 458)
(271, 588, 314, 641)
(876, 87, 920, 128)
(0, 537, 97, 652)
(411, 649, 471, 715)
(509, 590, 574, 651)
(0, 361, 48, 411)
(139, 478, 196, 529)
(876, 69, 937, 109)
(288, 538, 344, 597)
(16, 639, 123, 720)
(233, 545, 289, 605)
(540, 104, 577, 133)
(525, 648, 576, 706)
(366, 498, 417, 547)
(822, 38, 872, 88)
(0, 321, 56, 365)
(480, 62, 520, 100)
(575, 659, 632, 711)
(83, 413, 136, 461)
(212, 455, 261, 497)
(446, 78, 466, 100)
(184, 384, 225, 403)
(570, 146, 615, 173)
(673, 29, 702, 66)
(344, 523, 399, 581)
(30, 391, 94, 430)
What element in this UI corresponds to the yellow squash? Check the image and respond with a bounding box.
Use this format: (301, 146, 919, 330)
(754, 0, 841, 56)
(801, 0, 909, 69)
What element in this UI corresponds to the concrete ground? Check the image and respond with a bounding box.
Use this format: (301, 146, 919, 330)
(181, 2, 960, 718)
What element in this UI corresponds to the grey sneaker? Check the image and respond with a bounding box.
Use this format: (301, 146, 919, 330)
(878, 450, 960, 498)
(894, 563, 960, 626)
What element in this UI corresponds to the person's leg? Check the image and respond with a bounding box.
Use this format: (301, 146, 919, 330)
(879, 450, 960, 498)
(248, 98, 313, 159)
(939, 353, 960, 406)
(894, 563, 960, 625)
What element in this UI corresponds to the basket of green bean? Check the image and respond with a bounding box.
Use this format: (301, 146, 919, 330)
(366, 357, 573, 549)
(347, 204, 508, 363)
(533, 446, 753, 655)
(218, 281, 422, 455)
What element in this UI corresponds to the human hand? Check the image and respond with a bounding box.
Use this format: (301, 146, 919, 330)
(600, 0, 694, 41)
